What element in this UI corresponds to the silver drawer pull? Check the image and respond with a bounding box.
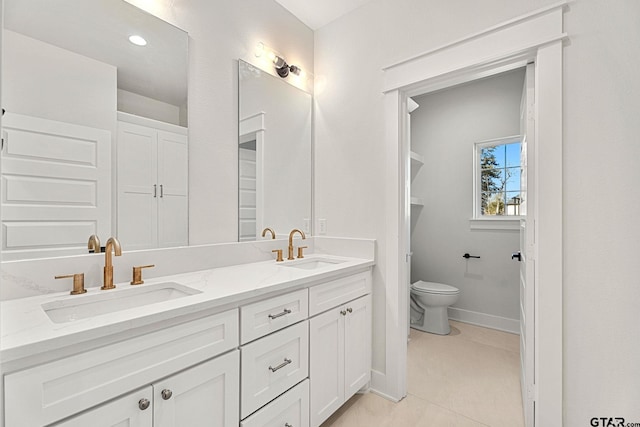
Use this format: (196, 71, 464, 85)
(340, 310, 347, 316)
(161, 389, 173, 400)
(346, 307, 353, 313)
(269, 358, 292, 372)
(268, 308, 292, 319)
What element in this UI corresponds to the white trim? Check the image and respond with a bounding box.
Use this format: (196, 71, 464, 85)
(116, 111, 187, 135)
(469, 218, 520, 231)
(383, 4, 565, 426)
(448, 307, 520, 334)
(383, 1, 568, 71)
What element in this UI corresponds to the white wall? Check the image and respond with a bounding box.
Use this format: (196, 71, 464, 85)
(315, 0, 640, 422)
(2, 30, 116, 132)
(410, 69, 524, 330)
(124, 0, 314, 245)
(117, 89, 182, 126)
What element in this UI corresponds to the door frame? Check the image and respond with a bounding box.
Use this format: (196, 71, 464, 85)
(380, 3, 566, 426)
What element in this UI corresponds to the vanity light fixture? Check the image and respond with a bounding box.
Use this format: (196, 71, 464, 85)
(255, 41, 304, 79)
(128, 34, 147, 46)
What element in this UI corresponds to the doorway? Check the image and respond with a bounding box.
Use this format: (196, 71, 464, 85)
(380, 4, 565, 426)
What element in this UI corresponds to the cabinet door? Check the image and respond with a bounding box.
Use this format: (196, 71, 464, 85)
(117, 121, 158, 250)
(309, 307, 345, 427)
(344, 294, 372, 399)
(154, 350, 240, 427)
(157, 130, 188, 248)
(51, 386, 153, 427)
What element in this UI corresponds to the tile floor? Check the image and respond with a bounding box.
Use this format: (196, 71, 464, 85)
(321, 321, 524, 427)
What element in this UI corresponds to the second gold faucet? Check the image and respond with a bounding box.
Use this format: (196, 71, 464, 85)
(287, 229, 306, 260)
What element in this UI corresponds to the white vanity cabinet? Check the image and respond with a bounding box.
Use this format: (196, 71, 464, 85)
(308, 272, 372, 427)
(239, 289, 310, 420)
(52, 351, 239, 427)
(116, 113, 188, 250)
(4, 309, 239, 427)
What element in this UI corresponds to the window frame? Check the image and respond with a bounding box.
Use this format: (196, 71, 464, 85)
(471, 135, 522, 229)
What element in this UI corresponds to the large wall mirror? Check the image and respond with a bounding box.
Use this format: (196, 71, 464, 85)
(238, 60, 312, 241)
(1, 0, 188, 260)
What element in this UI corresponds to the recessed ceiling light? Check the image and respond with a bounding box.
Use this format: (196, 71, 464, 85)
(129, 35, 147, 46)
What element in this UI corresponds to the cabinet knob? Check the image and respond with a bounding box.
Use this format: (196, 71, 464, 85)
(138, 398, 150, 410)
(161, 389, 173, 400)
(340, 310, 347, 316)
(346, 307, 353, 313)
(285, 424, 293, 427)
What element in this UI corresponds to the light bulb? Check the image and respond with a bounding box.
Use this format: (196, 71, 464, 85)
(255, 42, 265, 57)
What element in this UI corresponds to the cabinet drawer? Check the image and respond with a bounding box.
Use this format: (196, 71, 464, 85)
(309, 271, 372, 316)
(241, 321, 309, 419)
(241, 379, 309, 427)
(241, 288, 308, 344)
(5, 309, 239, 427)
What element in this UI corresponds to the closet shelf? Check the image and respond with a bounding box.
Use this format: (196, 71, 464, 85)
(410, 151, 424, 170)
(410, 197, 424, 207)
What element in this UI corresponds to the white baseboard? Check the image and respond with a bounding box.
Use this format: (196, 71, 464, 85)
(448, 306, 519, 334)
(369, 369, 402, 403)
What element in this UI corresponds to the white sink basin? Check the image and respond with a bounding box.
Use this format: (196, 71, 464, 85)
(282, 258, 345, 270)
(42, 282, 201, 323)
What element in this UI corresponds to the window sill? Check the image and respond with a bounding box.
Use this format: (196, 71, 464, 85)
(469, 217, 521, 231)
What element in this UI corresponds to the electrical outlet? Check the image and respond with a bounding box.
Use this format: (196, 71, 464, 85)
(319, 218, 327, 235)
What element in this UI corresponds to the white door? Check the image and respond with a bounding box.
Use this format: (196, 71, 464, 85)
(310, 307, 345, 427)
(157, 130, 188, 248)
(1, 113, 111, 260)
(344, 294, 372, 398)
(519, 63, 536, 427)
(117, 121, 158, 250)
(52, 387, 153, 427)
(154, 350, 239, 427)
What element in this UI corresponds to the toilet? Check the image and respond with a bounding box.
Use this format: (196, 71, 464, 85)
(410, 280, 460, 335)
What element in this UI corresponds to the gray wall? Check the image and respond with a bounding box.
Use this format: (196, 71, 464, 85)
(410, 69, 525, 329)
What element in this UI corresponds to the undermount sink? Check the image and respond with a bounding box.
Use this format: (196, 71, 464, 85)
(282, 258, 345, 270)
(42, 282, 201, 324)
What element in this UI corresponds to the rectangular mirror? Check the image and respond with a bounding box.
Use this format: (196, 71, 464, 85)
(238, 60, 312, 241)
(1, 0, 188, 260)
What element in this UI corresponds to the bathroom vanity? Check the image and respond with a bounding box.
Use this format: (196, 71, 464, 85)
(0, 254, 373, 427)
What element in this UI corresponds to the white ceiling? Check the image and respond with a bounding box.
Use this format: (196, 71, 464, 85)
(274, 0, 375, 30)
(4, 0, 188, 107)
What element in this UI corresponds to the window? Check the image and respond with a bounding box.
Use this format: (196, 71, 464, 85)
(473, 136, 522, 220)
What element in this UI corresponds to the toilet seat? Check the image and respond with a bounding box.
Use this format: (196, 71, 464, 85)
(411, 280, 459, 295)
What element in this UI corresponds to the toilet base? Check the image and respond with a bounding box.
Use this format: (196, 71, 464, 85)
(410, 305, 451, 335)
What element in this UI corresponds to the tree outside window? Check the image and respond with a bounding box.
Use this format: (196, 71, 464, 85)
(477, 138, 521, 217)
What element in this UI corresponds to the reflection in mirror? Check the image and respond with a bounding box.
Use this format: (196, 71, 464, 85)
(238, 60, 312, 241)
(1, 0, 188, 260)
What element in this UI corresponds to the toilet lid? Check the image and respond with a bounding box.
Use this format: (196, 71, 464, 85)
(411, 280, 459, 295)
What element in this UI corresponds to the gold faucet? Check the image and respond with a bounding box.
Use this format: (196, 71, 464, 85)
(261, 227, 276, 239)
(102, 237, 122, 290)
(288, 229, 306, 260)
(88, 234, 101, 253)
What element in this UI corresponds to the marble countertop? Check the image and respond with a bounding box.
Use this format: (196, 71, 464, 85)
(0, 254, 374, 364)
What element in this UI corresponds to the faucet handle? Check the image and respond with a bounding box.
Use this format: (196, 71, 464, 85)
(55, 273, 86, 295)
(272, 249, 284, 262)
(297, 246, 308, 259)
(131, 264, 155, 285)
